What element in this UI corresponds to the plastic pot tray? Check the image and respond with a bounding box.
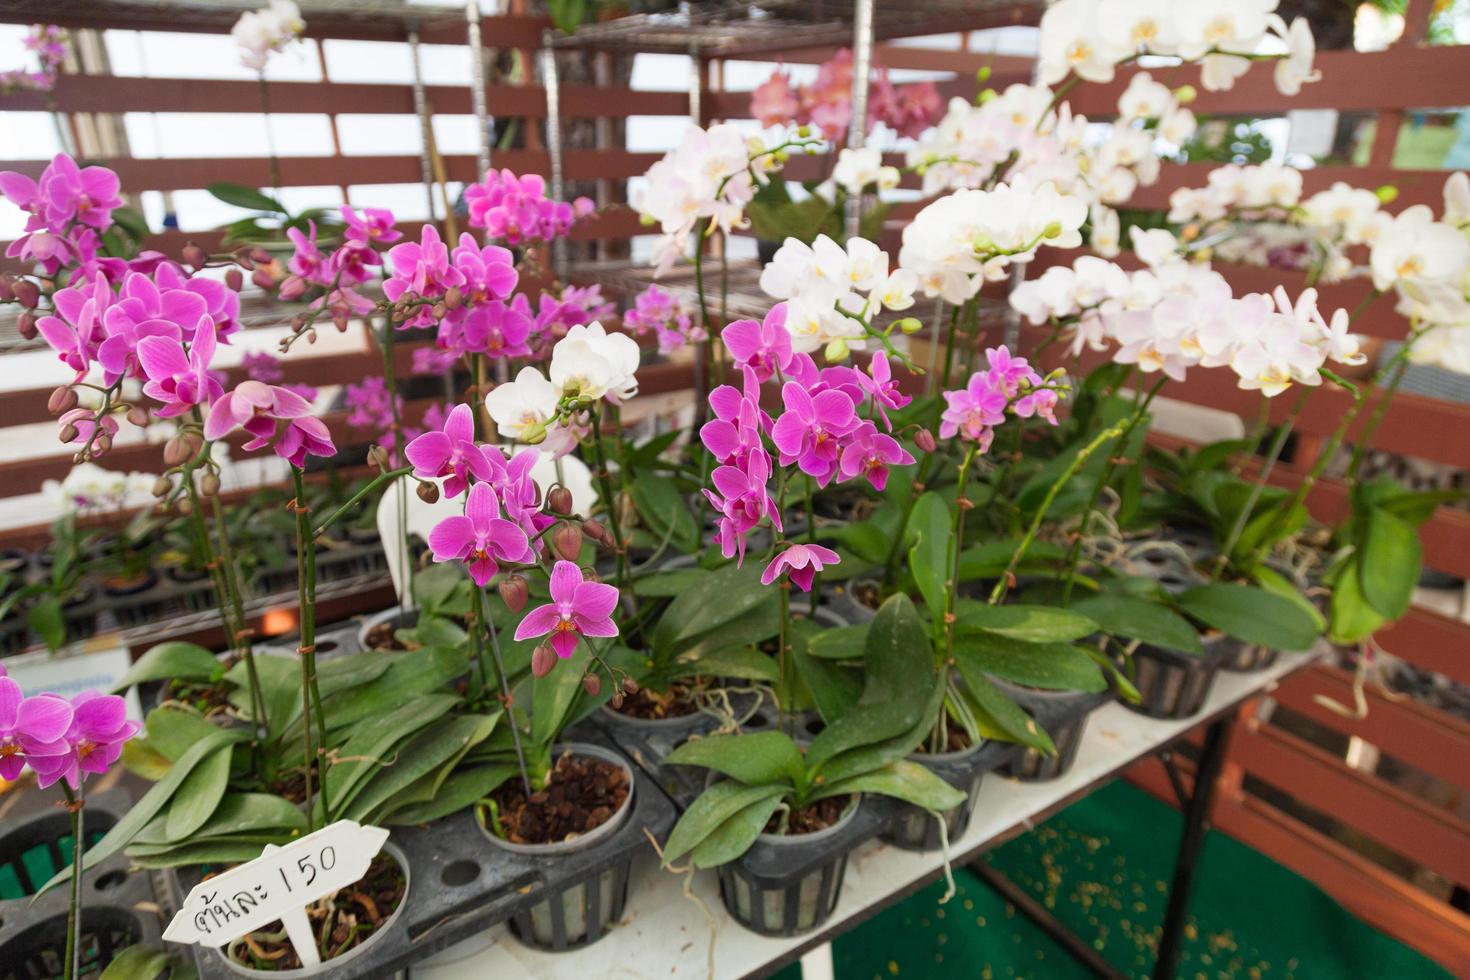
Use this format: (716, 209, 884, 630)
(178, 728, 676, 979)
(0, 789, 163, 979)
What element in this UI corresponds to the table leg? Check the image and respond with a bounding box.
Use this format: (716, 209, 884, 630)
(968, 861, 1127, 980)
(1152, 716, 1236, 980)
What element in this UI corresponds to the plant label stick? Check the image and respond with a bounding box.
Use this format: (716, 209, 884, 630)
(162, 820, 390, 969)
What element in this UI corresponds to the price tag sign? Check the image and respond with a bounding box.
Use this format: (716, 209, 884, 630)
(163, 820, 389, 969)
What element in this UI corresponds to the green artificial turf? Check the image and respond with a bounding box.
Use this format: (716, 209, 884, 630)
(775, 780, 1450, 979)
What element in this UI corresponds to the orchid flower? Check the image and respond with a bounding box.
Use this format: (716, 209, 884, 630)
(204, 380, 336, 468)
(513, 560, 619, 659)
(28, 691, 139, 790)
(0, 673, 73, 782)
(138, 315, 224, 417)
(761, 543, 841, 593)
(427, 482, 533, 586)
(404, 403, 500, 499)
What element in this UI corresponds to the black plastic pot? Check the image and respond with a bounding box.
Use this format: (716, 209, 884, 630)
(1215, 636, 1279, 673)
(993, 682, 1110, 782)
(1124, 638, 1223, 720)
(481, 743, 638, 951)
(0, 789, 161, 978)
(881, 739, 1011, 852)
(716, 796, 863, 937)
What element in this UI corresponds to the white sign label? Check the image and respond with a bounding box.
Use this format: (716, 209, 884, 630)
(162, 820, 389, 969)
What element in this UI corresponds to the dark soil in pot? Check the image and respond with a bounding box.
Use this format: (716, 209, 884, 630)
(768, 795, 851, 835)
(224, 851, 406, 972)
(606, 679, 703, 722)
(486, 753, 631, 846)
(363, 620, 409, 651)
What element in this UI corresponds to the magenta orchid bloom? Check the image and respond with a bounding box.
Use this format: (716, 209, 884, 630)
(40, 153, 122, 231)
(722, 304, 794, 383)
(703, 451, 781, 564)
(513, 560, 619, 659)
(29, 691, 139, 790)
(700, 380, 768, 470)
(205, 380, 335, 468)
(940, 372, 1009, 444)
(761, 543, 841, 593)
(770, 381, 859, 486)
(458, 299, 533, 358)
(341, 205, 401, 244)
(154, 262, 242, 343)
(838, 421, 915, 492)
(35, 276, 110, 379)
(0, 675, 73, 782)
(139, 316, 224, 418)
(496, 448, 557, 545)
(384, 225, 464, 326)
(287, 220, 329, 280)
(451, 234, 519, 306)
(427, 482, 533, 587)
(404, 403, 500, 499)
(96, 271, 210, 384)
(859, 351, 912, 430)
(983, 346, 1038, 395)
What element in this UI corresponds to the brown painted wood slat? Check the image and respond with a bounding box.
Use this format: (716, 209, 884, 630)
(1229, 723, 1470, 887)
(1272, 663, 1470, 789)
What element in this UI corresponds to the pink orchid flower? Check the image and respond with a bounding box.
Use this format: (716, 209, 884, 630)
(451, 234, 519, 306)
(722, 303, 794, 383)
(205, 380, 335, 468)
(513, 560, 620, 659)
(384, 225, 464, 327)
(35, 276, 110, 378)
(341, 205, 401, 244)
(858, 351, 912, 430)
(139, 315, 223, 418)
(404, 403, 500, 499)
(427, 482, 533, 587)
(770, 381, 859, 487)
(838, 421, 915, 492)
(0, 675, 74, 781)
(39, 153, 121, 231)
(29, 690, 139, 790)
(458, 299, 533, 358)
(762, 543, 841, 593)
(154, 262, 242, 342)
(940, 372, 1009, 444)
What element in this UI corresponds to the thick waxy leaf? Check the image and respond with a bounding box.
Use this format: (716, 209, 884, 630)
(165, 744, 233, 841)
(114, 642, 220, 693)
(135, 793, 305, 846)
(127, 839, 275, 870)
(813, 759, 965, 812)
(906, 491, 950, 614)
(957, 671, 1055, 753)
(957, 539, 1068, 581)
(313, 647, 463, 734)
(953, 633, 1107, 693)
(689, 794, 787, 869)
(1359, 507, 1420, 621)
(40, 727, 247, 895)
(98, 944, 171, 980)
(676, 645, 779, 682)
(1176, 583, 1319, 651)
(1329, 556, 1387, 645)
(1253, 566, 1326, 634)
(832, 521, 891, 564)
(633, 568, 709, 597)
(790, 620, 862, 722)
(665, 731, 805, 788)
(653, 563, 774, 654)
(663, 782, 789, 866)
(346, 713, 499, 822)
(630, 473, 700, 554)
(954, 601, 1097, 643)
(206, 181, 285, 213)
(805, 594, 937, 772)
(805, 624, 869, 660)
(145, 706, 230, 763)
(816, 670, 945, 785)
(322, 693, 459, 814)
(671, 595, 780, 670)
(1068, 594, 1203, 655)
(385, 764, 519, 825)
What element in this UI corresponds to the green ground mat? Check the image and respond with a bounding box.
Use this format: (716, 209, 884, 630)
(774, 779, 1449, 979)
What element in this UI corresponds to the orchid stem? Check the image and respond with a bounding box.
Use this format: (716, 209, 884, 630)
(62, 783, 83, 980)
(479, 586, 532, 796)
(1214, 387, 1311, 581)
(994, 421, 1127, 606)
(1059, 378, 1166, 603)
(292, 466, 329, 829)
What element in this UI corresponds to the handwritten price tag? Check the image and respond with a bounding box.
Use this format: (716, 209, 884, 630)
(163, 820, 389, 969)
